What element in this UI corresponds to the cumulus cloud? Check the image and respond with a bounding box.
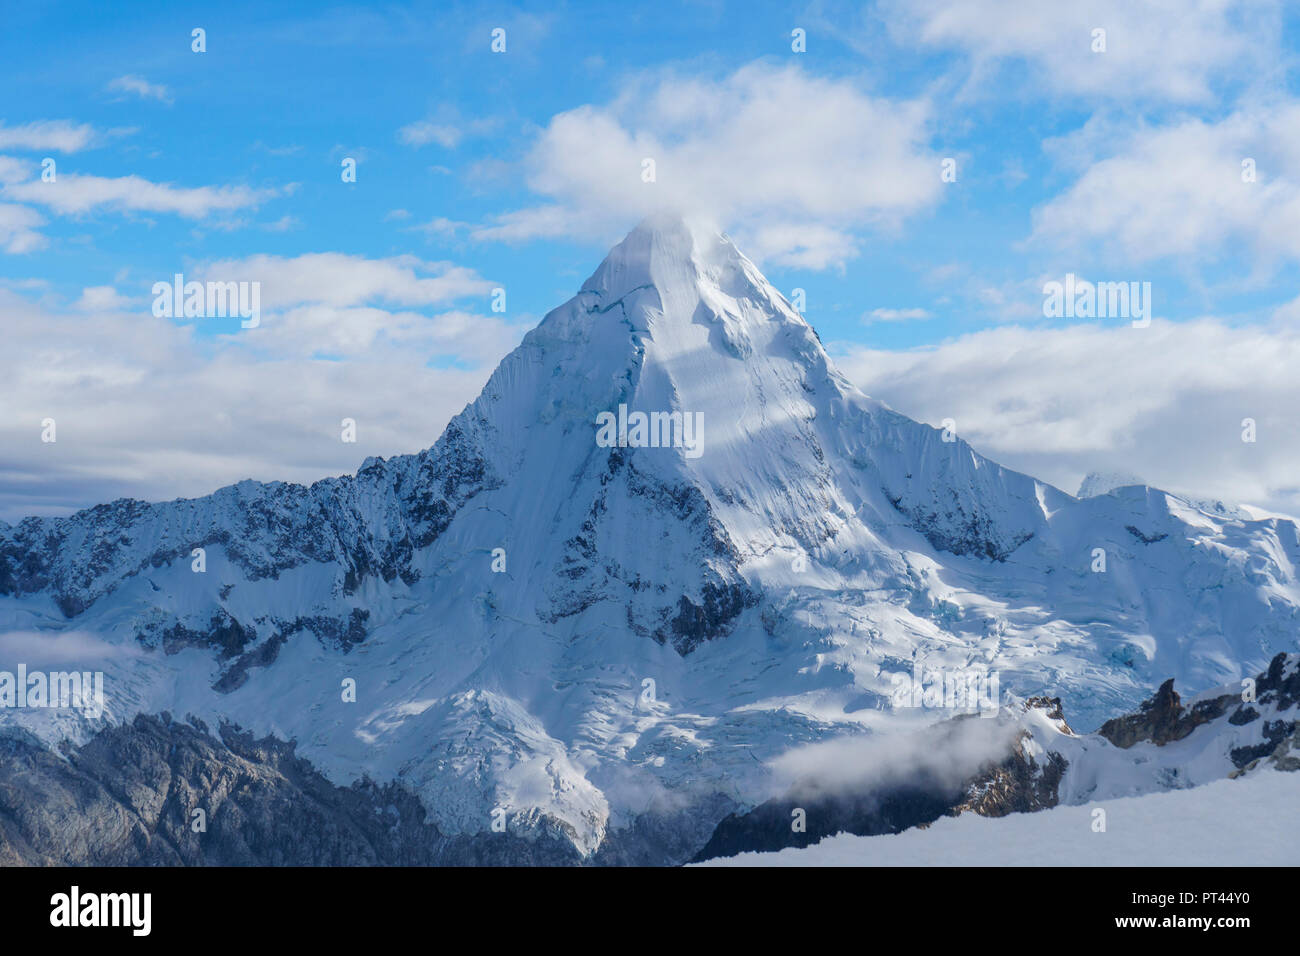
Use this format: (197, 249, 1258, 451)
(471, 63, 942, 269)
(0, 202, 45, 253)
(835, 315, 1300, 515)
(73, 285, 132, 311)
(1029, 103, 1300, 268)
(0, 253, 524, 522)
(880, 0, 1280, 104)
(0, 156, 32, 184)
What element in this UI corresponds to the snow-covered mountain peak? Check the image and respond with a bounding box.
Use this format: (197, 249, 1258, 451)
(584, 213, 737, 292)
(573, 213, 809, 346)
(4, 218, 1300, 863)
(1077, 471, 1146, 498)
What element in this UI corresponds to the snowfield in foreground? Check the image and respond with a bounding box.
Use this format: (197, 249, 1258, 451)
(699, 767, 1300, 866)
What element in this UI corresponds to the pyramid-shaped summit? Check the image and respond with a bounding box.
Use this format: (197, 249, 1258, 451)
(2, 217, 1300, 863)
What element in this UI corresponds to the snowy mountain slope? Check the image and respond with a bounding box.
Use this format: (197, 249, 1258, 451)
(2, 214, 1299, 862)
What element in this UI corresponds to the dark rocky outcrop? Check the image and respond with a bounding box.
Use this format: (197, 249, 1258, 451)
(1098, 652, 1299, 770)
(1097, 678, 1228, 748)
(951, 735, 1067, 818)
(0, 715, 585, 866)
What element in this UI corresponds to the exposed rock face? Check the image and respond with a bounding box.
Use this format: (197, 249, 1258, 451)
(1097, 678, 1227, 748)
(0, 713, 749, 866)
(1099, 652, 1299, 771)
(1263, 730, 1300, 772)
(0, 427, 496, 619)
(951, 736, 1067, 818)
(0, 715, 586, 866)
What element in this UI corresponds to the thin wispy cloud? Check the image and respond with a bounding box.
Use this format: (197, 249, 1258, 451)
(106, 74, 173, 104)
(865, 307, 931, 323)
(881, 0, 1280, 103)
(398, 121, 462, 148)
(4, 174, 279, 218)
(0, 119, 98, 152)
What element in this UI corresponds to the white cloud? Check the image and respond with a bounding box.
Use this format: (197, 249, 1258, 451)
(0, 258, 524, 522)
(243, 305, 520, 364)
(1029, 103, 1300, 268)
(261, 214, 298, 232)
(0, 203, 45, 253)
(198, 252, 494, 309)
(4, 173, 278, 218)
(397, 110, 499, 149)
(0, 119, 98, 153)
(770, 718, 1019, 798)
(0, 156, 32, 184)
(106, 74, 172, 104)
(880, 0, 1280, 104)
(834, 316, 1300, 515)
(187, 253, 511, 362)
(472, 63, 942, 269)
(409, 216, 466, 239)
(73, 285, 132, 311)
(743, 222, 862, 271)
(0, 630, 141, 665)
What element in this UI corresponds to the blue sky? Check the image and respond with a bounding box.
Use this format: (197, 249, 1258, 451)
(4, 0, 1300, 520)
